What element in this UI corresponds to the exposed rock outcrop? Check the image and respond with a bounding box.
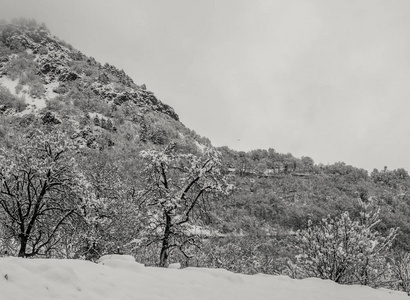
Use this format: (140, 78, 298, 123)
(41, 111, 61, 125)
(91, 82, 179, 121)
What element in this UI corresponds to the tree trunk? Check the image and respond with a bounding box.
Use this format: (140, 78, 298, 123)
(159, 212, 171, 267)
(18, 234, 28, 257)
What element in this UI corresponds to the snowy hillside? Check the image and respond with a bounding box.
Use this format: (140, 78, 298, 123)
(0, 255, 407, 300)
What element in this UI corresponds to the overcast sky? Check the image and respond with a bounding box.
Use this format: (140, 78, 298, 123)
(2, 0, 410, 172)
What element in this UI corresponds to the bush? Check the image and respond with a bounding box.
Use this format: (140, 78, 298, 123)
(0, 86, 27, 112)
(139, 112, 180, 145)
(292, 199, 398, 287)
(14, 96, 27, 112)
(53, 84, 69, 94)
(69, 60, 96, 77)
(37, 46, 48, 55)
(390, 251, 410, 295)
(29, 81, 45, 98)
(4, 54, 37, 80)
(67, 85, 111, 116)
(189, 235, 293, 275)
(3, 54, 44, 98)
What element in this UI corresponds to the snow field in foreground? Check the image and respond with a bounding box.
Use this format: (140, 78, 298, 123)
(0, 255, 408, 300)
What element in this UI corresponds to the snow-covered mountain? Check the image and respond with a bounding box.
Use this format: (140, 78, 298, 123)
(0, 20, 178, 120)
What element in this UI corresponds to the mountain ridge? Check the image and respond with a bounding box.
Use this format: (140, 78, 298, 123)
(0, 20, 179, 121)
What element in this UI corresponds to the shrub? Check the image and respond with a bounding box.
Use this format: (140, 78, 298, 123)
(14, 96, 27, 112)
(390, 251, 410, 295)
(0, 86, 27, 112)
(4, 54, 37, 80)
(292, 199, 398, 287)
(29, 81, 45, 98)
(67, 85, 111, 116)
(4, 54, 44, 98)
(37, 46, 48, 55)
(139, 112, 180, 145)
(53, 84, 69, 94)
(45, 96, 66, 112)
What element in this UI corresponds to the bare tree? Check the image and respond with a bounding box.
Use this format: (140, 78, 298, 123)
(0, 131, 88, 257)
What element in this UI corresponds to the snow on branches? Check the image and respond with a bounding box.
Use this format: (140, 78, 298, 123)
(0, 130, 91, 257)
(292, 198, 398, 287)
(139, 145, 233, 267)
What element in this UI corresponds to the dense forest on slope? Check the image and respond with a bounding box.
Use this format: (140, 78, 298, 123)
(2, 18, 410, 293)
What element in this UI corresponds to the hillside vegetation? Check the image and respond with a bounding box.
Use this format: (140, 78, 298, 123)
(1, 18, 410, 294)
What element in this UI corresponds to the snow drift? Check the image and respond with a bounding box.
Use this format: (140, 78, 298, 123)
(0, 255, 408, 300)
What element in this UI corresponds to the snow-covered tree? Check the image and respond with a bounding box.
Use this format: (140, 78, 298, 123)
(293, 199, 398, 286)
(79, 156, 144, 259)
(390, 251, 410, 295)
(0, 131, 90, 257)
(139, 144, 232, 267)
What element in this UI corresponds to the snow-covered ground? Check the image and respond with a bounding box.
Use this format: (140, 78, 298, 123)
(0, 76, 47, 111)
(0, 255, 407, 300)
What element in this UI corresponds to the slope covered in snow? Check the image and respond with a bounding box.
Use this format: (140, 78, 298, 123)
(0, 255, 408, 300)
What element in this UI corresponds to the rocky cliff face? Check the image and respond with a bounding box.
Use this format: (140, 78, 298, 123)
(0, 21, 179, 121)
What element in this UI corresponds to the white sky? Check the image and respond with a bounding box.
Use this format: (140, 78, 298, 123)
(2, 0, 410, 172)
